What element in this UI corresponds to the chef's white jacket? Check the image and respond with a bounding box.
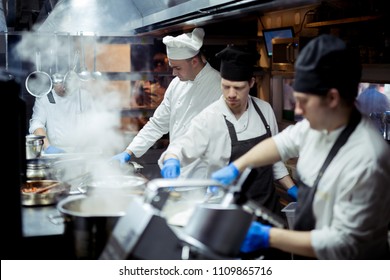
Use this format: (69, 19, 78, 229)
(128, 63, 222, 177)
(158, 95, 289, 180)
(273, 116, 390, 259)
(29, 88, 94, 151)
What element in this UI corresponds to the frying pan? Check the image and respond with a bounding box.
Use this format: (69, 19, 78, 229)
(25, 51, 53, 97)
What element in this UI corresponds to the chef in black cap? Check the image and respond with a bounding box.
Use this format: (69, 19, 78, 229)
(159, 45, 296, 229)
(211, 35, 390, 259)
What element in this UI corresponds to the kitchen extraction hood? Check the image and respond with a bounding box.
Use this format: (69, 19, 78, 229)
(36, 0, 319, 36)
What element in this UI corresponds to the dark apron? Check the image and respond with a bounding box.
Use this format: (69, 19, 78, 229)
(225, 98, 281, 217)
(293, 108, 362, 259)
(47, 91, 56, 104)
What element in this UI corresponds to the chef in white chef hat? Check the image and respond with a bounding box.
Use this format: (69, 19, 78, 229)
(110, 27, 222, 170)
(163, 28, 205, 60)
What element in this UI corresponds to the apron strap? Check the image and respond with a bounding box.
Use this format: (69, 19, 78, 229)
(312, 108, 361, 189)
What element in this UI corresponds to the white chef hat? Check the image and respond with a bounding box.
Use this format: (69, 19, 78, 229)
(163, 28, 205, 60)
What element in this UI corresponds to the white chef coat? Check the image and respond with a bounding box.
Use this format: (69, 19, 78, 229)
(273, 116, 390, 259)
(128, 62, 222, 177)
(29, 88, 94, 150)
(158, 95, 289, 180)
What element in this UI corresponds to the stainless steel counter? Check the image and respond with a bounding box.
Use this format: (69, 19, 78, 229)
(22, 204, 64, 237)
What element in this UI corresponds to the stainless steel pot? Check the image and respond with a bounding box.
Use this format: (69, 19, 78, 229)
(25, 134, 45, 159)
(26, 158, 55, 180)
(183, 204, 253, 257)
(57, 194, 133, 259)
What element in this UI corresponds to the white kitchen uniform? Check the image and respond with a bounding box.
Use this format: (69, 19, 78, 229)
(29, 88, 94, 151)
(273, 116, 390, 259)
(158, 95, 289, 180)
(128, 62, 221, 178)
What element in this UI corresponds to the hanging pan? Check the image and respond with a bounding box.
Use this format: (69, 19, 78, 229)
(25, 51, 53, 97)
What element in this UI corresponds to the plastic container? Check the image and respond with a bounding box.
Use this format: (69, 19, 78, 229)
(281, 202, 297, 229)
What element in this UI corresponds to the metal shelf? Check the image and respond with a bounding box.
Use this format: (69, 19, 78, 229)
(305, 15, 382, 28)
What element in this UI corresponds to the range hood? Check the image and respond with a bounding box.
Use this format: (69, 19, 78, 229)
(36, 0, 319, 36)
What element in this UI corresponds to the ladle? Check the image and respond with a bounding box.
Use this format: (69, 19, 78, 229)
(4, 31, 14, 80)
(64, 33, 80, 94)
(92, 33, 102, 80)
(52, 32, 62, 81)
(78, 31, 91, 81)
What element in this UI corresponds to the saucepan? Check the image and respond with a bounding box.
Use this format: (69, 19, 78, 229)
(25, 51, 53, 97)
(182, 203, 253, 257)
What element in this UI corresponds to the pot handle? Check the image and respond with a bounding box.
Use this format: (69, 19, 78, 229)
(48, 214, 65, 225)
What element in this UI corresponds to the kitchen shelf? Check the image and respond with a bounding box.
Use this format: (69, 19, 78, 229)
(305, 15, 382, 28)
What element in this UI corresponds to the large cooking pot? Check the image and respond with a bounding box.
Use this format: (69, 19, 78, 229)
(183, 204, 253, 257)
(57, 194, 135, 259)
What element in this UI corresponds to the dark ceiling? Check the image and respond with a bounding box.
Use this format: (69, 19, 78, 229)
(2, 0, 54, 31)
(2, 0, 323, 36)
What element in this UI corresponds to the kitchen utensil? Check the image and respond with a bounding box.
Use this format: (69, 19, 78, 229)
(25, 134, 45, 159)
(175, 169, 253, 256)
(35, 181, 62, 193)
(382, 111, 390, 141)
(51, 32, 62, 82)
(21, 179, 70, 206)
(64, 34, 80, 94)
(78, 32, 91, 81)
(182, 203, 253, 257)
(92, 33, 102, 79)
(3, 31, 14, 80)
(26, 158, 55, 180)
(25, 51, 53, 97)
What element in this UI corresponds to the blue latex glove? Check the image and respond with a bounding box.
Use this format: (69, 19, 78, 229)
(161, 158, 180, 178)
(287, 185, 298, 201)
(240, 221, 271, 253)
(211, 163, 240, 185)
(45, 145, 65, 154)
(110, 151, 131, 164)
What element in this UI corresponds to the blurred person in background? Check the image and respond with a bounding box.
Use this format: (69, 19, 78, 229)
(356, 83, 390, 133)
(211, 35, 390, 259)
(29, 73, 95, 154)
(130, 52, 172, 110)
(111, 28, 222, 178)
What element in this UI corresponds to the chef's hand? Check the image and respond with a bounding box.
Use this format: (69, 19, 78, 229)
(287, 185, 298, 201)
(240, 221, 271, 253)
(211, 163, 240, 185)
(161, 158, 180, 178)
(110, 151, 131, 164)
(45, 145, 65, 154)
